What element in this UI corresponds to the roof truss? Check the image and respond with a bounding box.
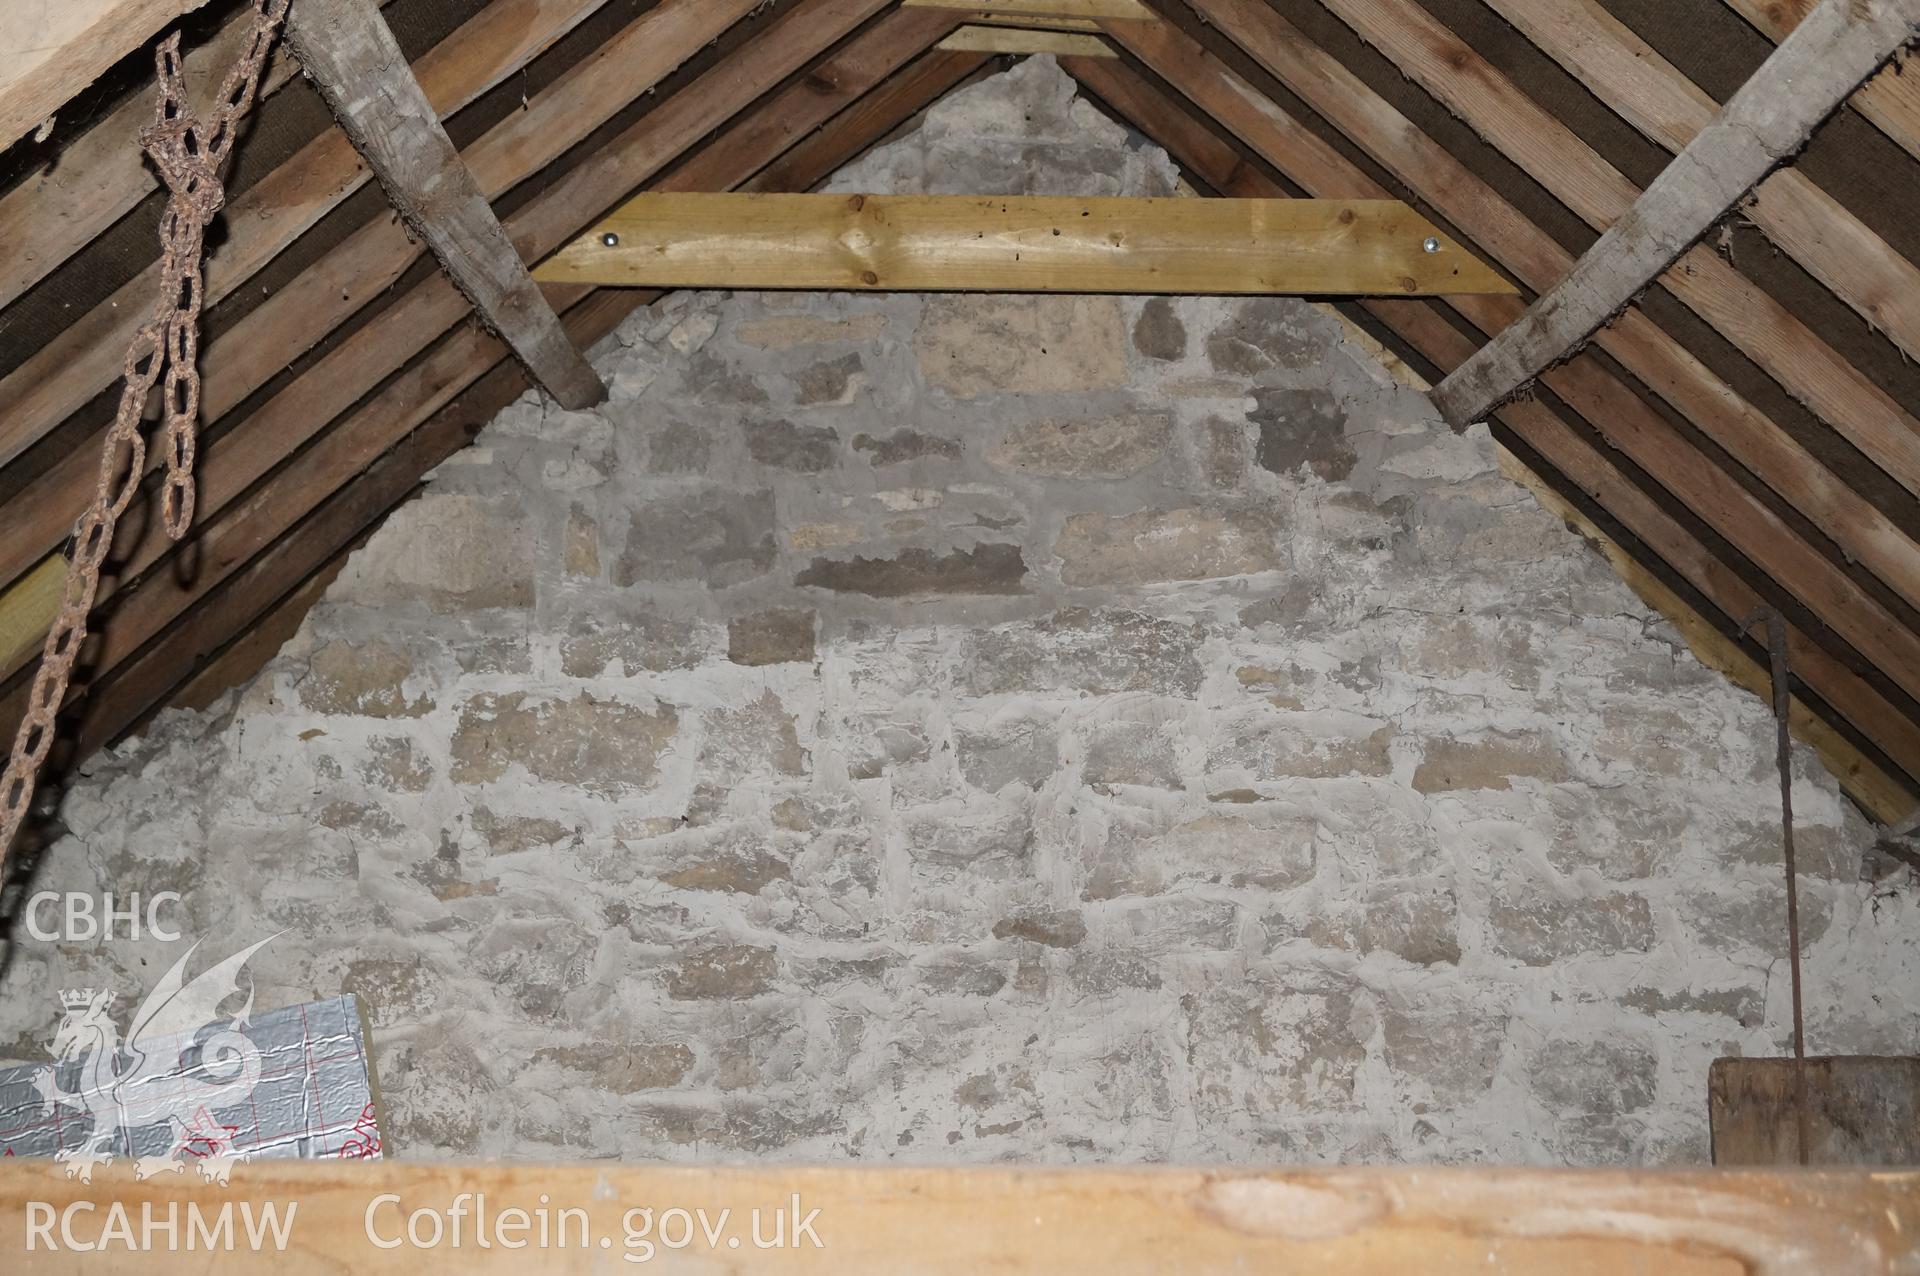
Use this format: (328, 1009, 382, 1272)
(3, 0, 1920, 836)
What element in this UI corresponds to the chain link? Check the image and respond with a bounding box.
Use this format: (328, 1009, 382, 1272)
(0, 0, 291, 869)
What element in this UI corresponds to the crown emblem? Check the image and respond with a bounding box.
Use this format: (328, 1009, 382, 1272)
(59, 988, 102, 1010)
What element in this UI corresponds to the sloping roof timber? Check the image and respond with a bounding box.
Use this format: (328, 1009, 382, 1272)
(1, 0, 1918, 830)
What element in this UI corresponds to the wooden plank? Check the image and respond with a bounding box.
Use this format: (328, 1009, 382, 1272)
(1088, 27, 1920, 796)
(938, 24, 1114, 57)
(0, 0, 213, 149)
(1724, 0, 1920, 162)
(0, 0, 764, 591)
(963, 12, 1102, 33)
(904, 0, 1154, 19)
(1712, 1057, 1920, 1165)
(749, 47, 989, 194)
(0, 1161, 1916, 1273)
(283, 0, 606, 409)
(0, 0, 649, 471)
(0, 0, 393, 312)
(1312, 0, 1920, 502)
(1475, 0, 1920, 371)
(5, 18, 965, 758)
(535, 193, 1515, 294)
(1160, 5, 1920, 653)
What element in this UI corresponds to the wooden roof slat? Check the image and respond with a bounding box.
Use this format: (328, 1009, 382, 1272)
(1064, 51, 1920, 810)
(0, 0, 768, 592)
(0, 0, 645, 472)
(1313, 0, 1920, 503)
(749, 47, 990, 193)
(1485, 0, 1920, 369)
(4, 31, 981, 759)
(1723, 0, 1920, 163)
(0, 0, 215, 150)
(0, 2, 962, 698)
(1152, 3, 1920, 626)
(0, 0, 376, 313)
(1103, 13, 1920, 760)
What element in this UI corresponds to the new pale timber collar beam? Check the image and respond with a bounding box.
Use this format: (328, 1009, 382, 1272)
(532, 194, 1516, 296)
(1429, 0, 1920, 429)
(284, 0, 608, 410)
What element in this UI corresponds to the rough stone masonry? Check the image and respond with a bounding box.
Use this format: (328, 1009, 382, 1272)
(2, 58, 1916, 1166)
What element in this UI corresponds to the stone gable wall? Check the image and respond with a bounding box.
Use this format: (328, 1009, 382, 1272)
(3, 59, 1914, 1166)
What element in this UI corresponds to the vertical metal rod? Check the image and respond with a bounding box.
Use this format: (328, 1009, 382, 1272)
(1746, 606, 1809, 1165)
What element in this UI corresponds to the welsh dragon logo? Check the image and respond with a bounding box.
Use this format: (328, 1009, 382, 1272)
(33, 935, 278, 1184)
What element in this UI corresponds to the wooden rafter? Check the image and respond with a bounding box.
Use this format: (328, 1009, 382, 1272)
(285, 0, 607, 410)
(535, 193, 1513, 294)
(0, 0, 397, 312)
(1170, 1, 1920, 634)
(1061, 51, 1920, 819)
(0, 0, 214, 149)
(1092, 15, 1920, 797)
(1311, 0, 1920, 504)
(1475, 0, 1920, 368)
(0, 0, 656, 471)
(0, 0, 767, 594)
(0, 8, 974, 753)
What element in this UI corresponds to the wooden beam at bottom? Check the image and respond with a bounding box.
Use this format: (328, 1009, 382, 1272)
(534, 194, 1517, 294)
(1, 1161, 1913, 1272)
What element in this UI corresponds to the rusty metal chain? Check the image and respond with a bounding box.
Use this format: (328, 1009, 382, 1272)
(0, 0, 291, 870)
